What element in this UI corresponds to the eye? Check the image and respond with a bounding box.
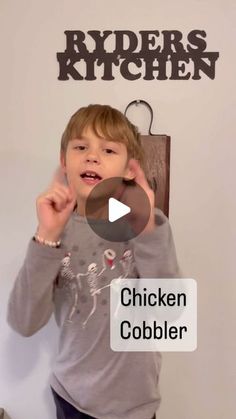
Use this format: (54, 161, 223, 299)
(104, 148, 116, 154)
(74, 145, 86, 151)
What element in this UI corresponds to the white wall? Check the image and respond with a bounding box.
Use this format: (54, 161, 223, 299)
(1, 1, 235, 418)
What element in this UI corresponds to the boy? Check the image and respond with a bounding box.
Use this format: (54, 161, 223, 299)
(7, 104, 181, 419)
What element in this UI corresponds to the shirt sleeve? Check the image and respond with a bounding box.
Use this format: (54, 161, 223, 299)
(130, 208, 182, 279)
(7, 238, 66, 337)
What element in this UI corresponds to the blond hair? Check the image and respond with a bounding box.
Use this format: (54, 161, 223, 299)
(60, 104, 145, 169)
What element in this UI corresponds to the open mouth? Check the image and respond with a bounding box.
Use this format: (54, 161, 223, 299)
(80, 171, 102, 184)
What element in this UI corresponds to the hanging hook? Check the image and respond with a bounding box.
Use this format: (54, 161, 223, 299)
(124, 99, 155, 135)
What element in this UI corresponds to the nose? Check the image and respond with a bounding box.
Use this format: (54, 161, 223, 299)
(85, 149, 100, 164)
(86, 155, 99, 164)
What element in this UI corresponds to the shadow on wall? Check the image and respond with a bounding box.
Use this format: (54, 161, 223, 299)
(5, 317, 58, 378)
(4, 316, 58, 417)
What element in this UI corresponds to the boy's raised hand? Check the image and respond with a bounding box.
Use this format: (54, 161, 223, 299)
(116, 159, 156, 234)
(36, 167, 77, 242)
(129, 159, 156, 233)
(128, 158, 155, 206)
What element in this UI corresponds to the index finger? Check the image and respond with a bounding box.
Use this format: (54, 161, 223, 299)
(49, 166, 77, 200)
(50, 166, 68, 187)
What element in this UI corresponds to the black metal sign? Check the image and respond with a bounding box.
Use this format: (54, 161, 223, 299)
(57, 30, 219, 81)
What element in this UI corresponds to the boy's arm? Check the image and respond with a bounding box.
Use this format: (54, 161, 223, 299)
(7, 166, 77, 337)
(123, 160, 181, 278)
(7, 238, 66, 337)
(131, 208, 182, 278)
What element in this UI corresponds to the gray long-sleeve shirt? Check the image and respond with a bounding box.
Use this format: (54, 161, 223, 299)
(7, 208, 181, 419)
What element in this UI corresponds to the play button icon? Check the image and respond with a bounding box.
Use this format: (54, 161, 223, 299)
(85, 177, 151, 242)
(108, 198, 131, 222)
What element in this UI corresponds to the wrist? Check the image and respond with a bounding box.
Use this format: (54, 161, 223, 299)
(34, 233, 61, 248)
(36, 226, 62, 242)
(142, 213, 155, 234)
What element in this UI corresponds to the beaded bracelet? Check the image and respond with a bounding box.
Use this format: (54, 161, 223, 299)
(34, 234, 61, 248)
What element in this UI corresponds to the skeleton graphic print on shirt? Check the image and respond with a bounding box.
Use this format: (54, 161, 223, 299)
(58, 248, 135, 327)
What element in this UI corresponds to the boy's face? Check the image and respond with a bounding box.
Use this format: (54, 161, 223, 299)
(60, 126, 135, 202)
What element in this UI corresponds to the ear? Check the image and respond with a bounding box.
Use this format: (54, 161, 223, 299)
(60, 151, 67, 174)
(59, 152, 69, 186)
(123, 158, 136, 181)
